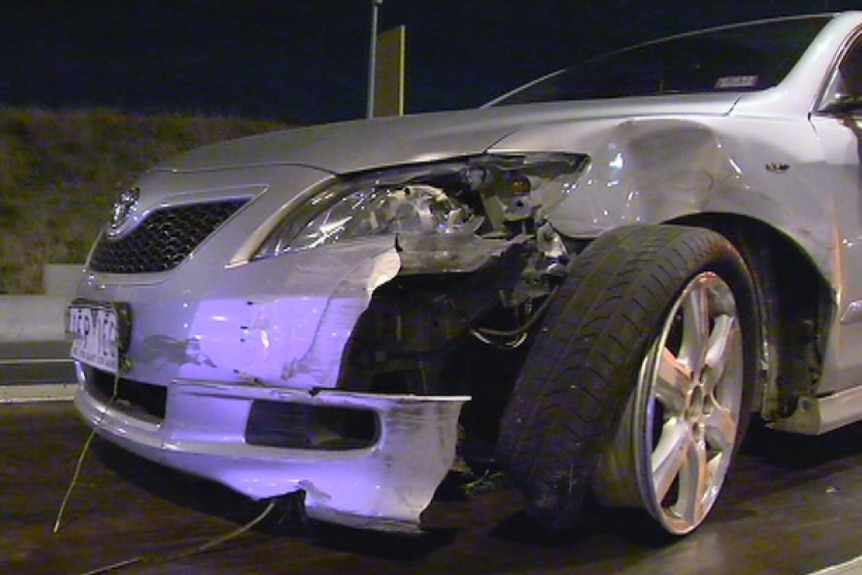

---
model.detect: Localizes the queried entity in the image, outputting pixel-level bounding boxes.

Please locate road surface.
[4,398,862,574]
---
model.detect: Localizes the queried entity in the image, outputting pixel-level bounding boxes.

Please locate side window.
[839,37,862,97]
[821,33,862,112]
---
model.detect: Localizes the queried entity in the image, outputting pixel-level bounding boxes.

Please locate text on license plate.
[68,303,124,374]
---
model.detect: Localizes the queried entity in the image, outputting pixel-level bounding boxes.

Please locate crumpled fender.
[491,116,835,283]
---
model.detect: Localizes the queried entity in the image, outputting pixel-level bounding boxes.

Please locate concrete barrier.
[0,265,81,400]
[0,264,83,343]
[0,295,69,342]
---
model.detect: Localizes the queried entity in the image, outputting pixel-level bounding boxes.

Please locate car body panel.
[75,377,467,532]
[155,96,739,175]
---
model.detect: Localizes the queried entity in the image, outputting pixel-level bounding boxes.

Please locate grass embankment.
[0,108,287,294]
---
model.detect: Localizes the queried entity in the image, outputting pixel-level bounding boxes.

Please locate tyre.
[497,225,759,534]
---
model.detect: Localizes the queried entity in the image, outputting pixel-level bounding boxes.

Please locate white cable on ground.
[52,424,99,534]
[53,358,280,574]
[75,499,277,575]
[53,368,121,534]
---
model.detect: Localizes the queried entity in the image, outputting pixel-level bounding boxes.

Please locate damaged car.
[69,11,862,536]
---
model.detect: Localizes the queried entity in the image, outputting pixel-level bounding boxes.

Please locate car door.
[810,28,862,393]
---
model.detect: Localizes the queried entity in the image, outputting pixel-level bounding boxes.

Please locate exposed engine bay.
[316,154,589,445]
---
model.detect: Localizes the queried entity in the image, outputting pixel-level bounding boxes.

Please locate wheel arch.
[663,212,834,421]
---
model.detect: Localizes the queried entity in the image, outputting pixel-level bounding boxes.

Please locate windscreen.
[492,16,831,106]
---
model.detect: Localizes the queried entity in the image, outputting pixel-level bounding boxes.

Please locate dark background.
[1,0,859,125]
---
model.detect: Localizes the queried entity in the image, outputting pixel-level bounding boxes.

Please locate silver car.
[69,11,862,536]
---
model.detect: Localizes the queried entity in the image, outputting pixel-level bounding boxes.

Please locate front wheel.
[498,225,760,535]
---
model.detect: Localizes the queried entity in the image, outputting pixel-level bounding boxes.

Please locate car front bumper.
[74,368,468,533]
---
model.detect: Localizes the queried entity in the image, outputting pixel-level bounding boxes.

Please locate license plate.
[67,300,130,374]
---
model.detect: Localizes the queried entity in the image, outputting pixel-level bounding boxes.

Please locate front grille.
[88,368,167,422]
[89,199,247,274]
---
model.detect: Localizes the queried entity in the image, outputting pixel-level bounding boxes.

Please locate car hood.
[154,94,741,176]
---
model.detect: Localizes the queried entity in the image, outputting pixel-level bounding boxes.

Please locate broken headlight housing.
[256,153,589,263]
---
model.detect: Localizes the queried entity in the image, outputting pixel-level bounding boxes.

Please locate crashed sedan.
[70,11,862,535]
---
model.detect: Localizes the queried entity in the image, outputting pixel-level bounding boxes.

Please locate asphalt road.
[5,397,862,575]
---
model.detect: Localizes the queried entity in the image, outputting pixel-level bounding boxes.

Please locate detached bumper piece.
[75,376,468,533]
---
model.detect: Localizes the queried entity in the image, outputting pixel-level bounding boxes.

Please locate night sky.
[1,0,859,125]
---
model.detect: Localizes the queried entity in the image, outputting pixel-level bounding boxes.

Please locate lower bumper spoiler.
[75,376,469,533]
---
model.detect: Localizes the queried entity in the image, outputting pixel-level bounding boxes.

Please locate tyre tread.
[497,224,754,530]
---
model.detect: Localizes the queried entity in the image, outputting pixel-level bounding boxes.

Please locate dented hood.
[153,94,740,175]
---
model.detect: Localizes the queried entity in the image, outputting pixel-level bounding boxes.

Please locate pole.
[366,0,383,118]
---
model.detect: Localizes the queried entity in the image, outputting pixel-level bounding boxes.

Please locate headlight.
[255,153,588,259]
